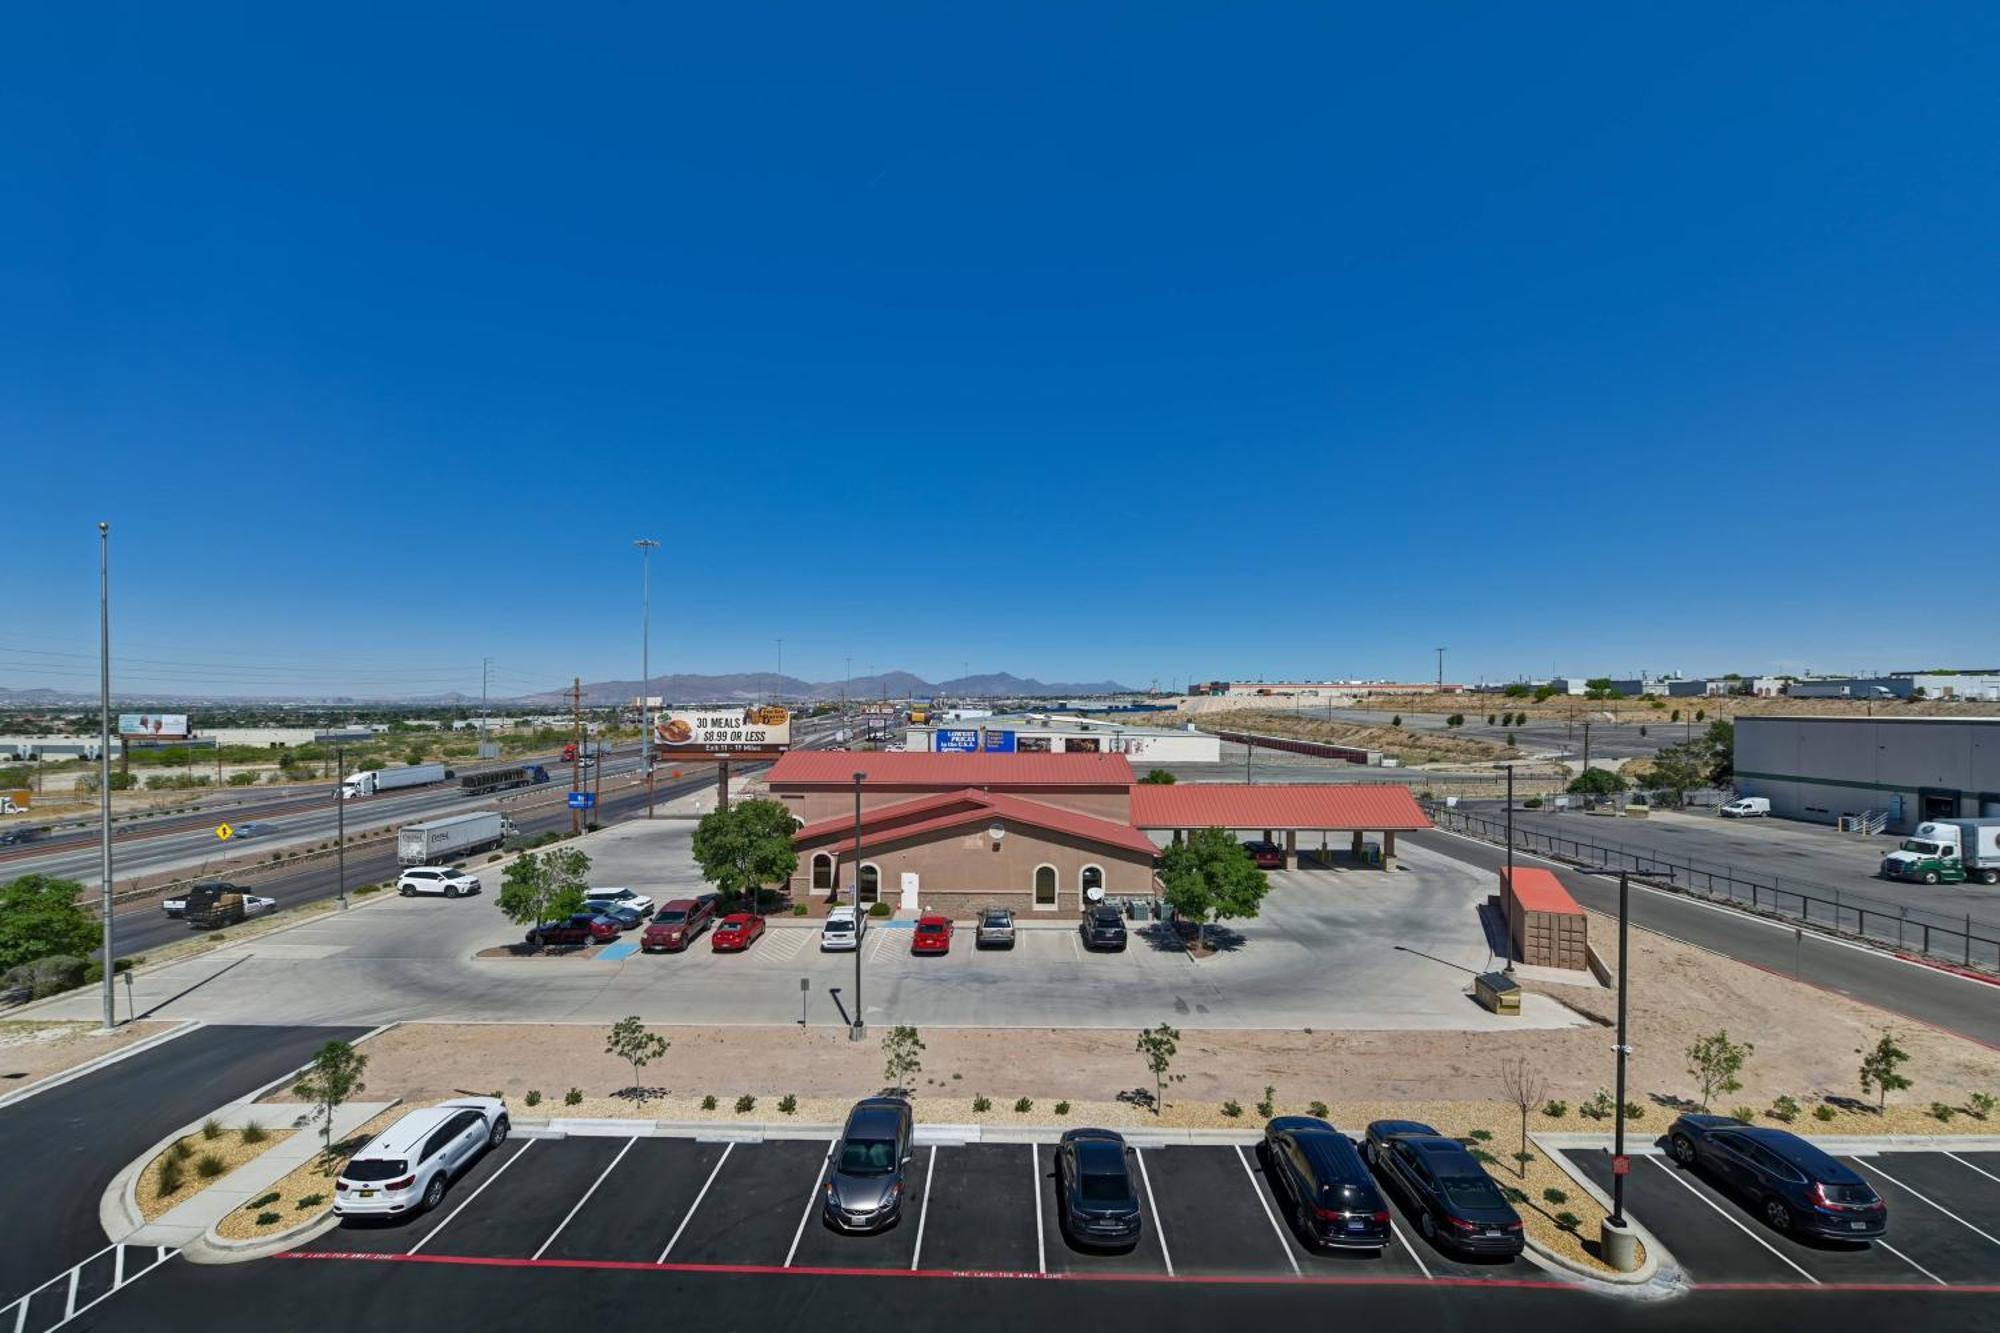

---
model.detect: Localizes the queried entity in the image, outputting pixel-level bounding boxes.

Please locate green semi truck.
[1880,818,2000,886]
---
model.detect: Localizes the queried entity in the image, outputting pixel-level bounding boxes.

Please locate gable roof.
[1127,783,1431,830]
[1500,866,1583,916]
[796,787,1159,857]
[768,750,1135,788]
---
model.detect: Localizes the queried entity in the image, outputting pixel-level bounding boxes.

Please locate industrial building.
[902,713,1221,764]
[1735,715,2000,832]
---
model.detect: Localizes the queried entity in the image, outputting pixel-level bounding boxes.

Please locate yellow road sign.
[216,823,233,841]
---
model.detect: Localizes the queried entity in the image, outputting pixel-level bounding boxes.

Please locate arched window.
[1033,864,1058,909]
[811,853,835,892]
[1080,865,1104,898]
[859,863,881,905]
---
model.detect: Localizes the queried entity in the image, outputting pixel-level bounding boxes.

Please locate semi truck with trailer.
[1880,818,2000,885]
[398,811,518,865]
[459,763,550,796]
[340,762,451,800]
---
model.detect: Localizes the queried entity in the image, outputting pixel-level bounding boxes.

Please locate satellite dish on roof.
[987,823,1005,841]
[1085,884,1105,903]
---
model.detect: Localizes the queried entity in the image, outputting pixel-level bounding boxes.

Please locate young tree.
[1390,715,1402,727]
[881,1024,925,1092]
[1487,714,1497,726]
[1158,826,1269,950]
[1502,683,1530,699]
[605,1016,668,1102]
[1567,767,1627,797]
[690,798,800,910]
[496,848,593,929]
[1686,1030,1753,1111]
[0,874,102,972]
[294,1039,369,1149]
[1138,768,1178,785]
[1135,1023,1184,1115]
[1498,1057,1548,1177]
[1858,1031,1912,1111]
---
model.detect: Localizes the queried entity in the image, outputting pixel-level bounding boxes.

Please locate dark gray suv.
[823,1096,914,1233]
[1079,905,1127,951]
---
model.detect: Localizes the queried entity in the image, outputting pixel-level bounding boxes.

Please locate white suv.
[587,886,655,916]
[334,1097,509,1217]
[820,906,859,952]
[397,867,482,898]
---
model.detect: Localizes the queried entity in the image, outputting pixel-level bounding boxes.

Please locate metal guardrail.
[1422,799,2000,973]
[1,1243,176,1333]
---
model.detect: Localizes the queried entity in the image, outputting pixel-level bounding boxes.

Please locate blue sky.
[5,4,1997,698]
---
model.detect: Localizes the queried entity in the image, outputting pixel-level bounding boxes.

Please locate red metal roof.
[768,750,1135,788]
[1501,866,1583,916]
[1126,783,1431,831]
[798,787,1159,857]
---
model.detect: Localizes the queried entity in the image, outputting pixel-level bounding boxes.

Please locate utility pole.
[635,539,658,817]
[1612,869,1631,1228]
[480,656,492,752]
[570,677,582,834]
[1582,720,1592,781]
[335,744,347,910]
[1436,647,1446,689]
[97,522,115,1031]
[850,770,867,1040]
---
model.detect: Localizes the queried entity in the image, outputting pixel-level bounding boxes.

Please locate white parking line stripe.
[783,1142,835,1268]
[1875,1239,1947,1286]
[1644,1155,1819,1284]
[1233,1144,1301,1277]
[1032,1144,1046,1274]
[1133,1148,1174,1277]
[408,1139,536,1255]
[1387,1219,1432,1280]
[1067,933,1081,962]
[910,1145,938,1271]
[1944,1152,2000,1189]
[1853,1158,2000,1249]
[532,1136,637,1260]
[658,1142,733,1262]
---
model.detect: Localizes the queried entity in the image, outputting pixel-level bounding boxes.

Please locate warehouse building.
[1735,715,2000,832]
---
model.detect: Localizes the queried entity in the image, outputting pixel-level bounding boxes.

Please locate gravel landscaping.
[139,1120,294,1222]
[212,1104,412,1241]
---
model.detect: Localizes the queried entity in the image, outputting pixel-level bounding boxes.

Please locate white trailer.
[341,761,449,800]
[398,811,515,865]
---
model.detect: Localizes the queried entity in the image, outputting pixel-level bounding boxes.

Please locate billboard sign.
[980,730,1016,753]
[118,713,190,740]
[654,706,791,753]
[935,729,981,753]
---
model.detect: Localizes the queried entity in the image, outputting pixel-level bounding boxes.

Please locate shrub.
[1542,1187,1569,1205]
[1768,1095,1800,1123]
[240,1120,267,1144]
[1220,1099,1243,1118]
[793,904,807,916]
[1972,1092,1996,1120]
[951,1072,961,1081]
[1813,1104,1837,1122]
[972,1094,992,1112]
[201,1117,224,1141]
[1308,1100,1329,1119]
[1523,797,1543,809]
[778,1094,798,1116]
[1623,1102,1646,1122]
[1256,1085,1276,1118]
[1580,1088,1614,1120]
[195,1152,227,1179]
[156,1158,185,1197]
[247,1192,281,1210]
[354,884,382,896]
[1470,1147,1498,1164]
[1930,1102,1956,1123]
[1554,1211,1582,1232]
[868,902,892,917]
[256,1211,281,1226]
[1513,1151,1535,1167]
[1468,1128,1493,1142]
[1729,1105,1757,1123]
[701,1095,718,1111]
[1054,1100,1071,1116]
[1542,1100,1568,1119]
[564,1087,583,1106]
[1014,1097,1034,1113]
[1503,1186,1527,1203]
[524,1090,542,1107]
[297,1193,326,1208]
[169,1139,195,1162]
[734,1094,756,1114]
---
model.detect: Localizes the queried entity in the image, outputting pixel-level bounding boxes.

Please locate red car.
[526,912,618,947]
[910,915,953,955]
[1242,840,1285,870]
[711,913,766,952]
[642,896,718,953]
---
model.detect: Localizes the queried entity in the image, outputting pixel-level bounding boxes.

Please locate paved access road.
[0,1024,365,1310]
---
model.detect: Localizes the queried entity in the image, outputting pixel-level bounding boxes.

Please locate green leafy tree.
[1686,1030,1753,1111]
[1702,719,1734,783]
[1859,1032,1912,1111]
[1566,767,1627,797]
[1138,768,1177,785]
[1159,826,1270,950]
[293,1040,369,1149]
[882,1024,925,1092]
[1643,742,1707,799]
[1533,685,1558,702]
[690,798,800,910]
[1502,683,1530,699]
[404,746,427,767]
[0,875,102,972]
[605,1016,668,1101]
[1135,1023,1184,1115]
[496,847,593,928]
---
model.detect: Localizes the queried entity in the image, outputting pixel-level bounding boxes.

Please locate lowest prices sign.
[655,706,791,753]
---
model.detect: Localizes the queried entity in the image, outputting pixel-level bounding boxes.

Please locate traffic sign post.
[1611,1155,1630,1177]
[215,824,233,841]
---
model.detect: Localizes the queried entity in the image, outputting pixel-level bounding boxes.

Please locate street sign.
[216,823,233,841]
[1611,1155,1630,1177]
[567,792,596,810]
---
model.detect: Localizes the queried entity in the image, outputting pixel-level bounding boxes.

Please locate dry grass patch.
[138,1123,294,1221]
[213,1103,412,1241]
[0,1020,175,1090]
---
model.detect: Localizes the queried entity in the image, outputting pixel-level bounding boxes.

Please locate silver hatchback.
[975,907,1016,949]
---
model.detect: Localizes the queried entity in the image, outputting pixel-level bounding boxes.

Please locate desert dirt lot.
[0,1018,177,1091]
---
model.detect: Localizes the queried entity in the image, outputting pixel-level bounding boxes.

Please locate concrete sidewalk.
[121,1101,393,1247]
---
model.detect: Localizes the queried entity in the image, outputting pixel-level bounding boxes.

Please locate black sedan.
[1667,1114,1887,1240]
[1261,1116,1390,1250]
[1363,1120,1523,1257]
[1079,905,1128,951]
[1056,1128,1143,1249]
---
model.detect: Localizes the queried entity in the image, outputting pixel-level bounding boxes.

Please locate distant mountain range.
[0,671,1137,709]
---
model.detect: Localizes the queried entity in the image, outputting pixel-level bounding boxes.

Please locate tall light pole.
[635,539,659,817]
[1436,647,1446,689]
[97,522,116,1031]
[850,770,867,1040]
[335,744,347,909]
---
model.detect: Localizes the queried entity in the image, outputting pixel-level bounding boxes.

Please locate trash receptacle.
[1473,971,1521,1015]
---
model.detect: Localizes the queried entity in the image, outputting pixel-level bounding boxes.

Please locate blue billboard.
[981,730,1016,753]
[936,729,981,753]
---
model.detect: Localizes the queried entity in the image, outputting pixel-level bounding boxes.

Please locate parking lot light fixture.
[851,770,867,1041]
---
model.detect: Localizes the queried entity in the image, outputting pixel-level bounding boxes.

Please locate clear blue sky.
[6,4,1997,698]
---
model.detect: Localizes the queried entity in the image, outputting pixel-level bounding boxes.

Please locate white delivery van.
[1719,797,1770,818]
